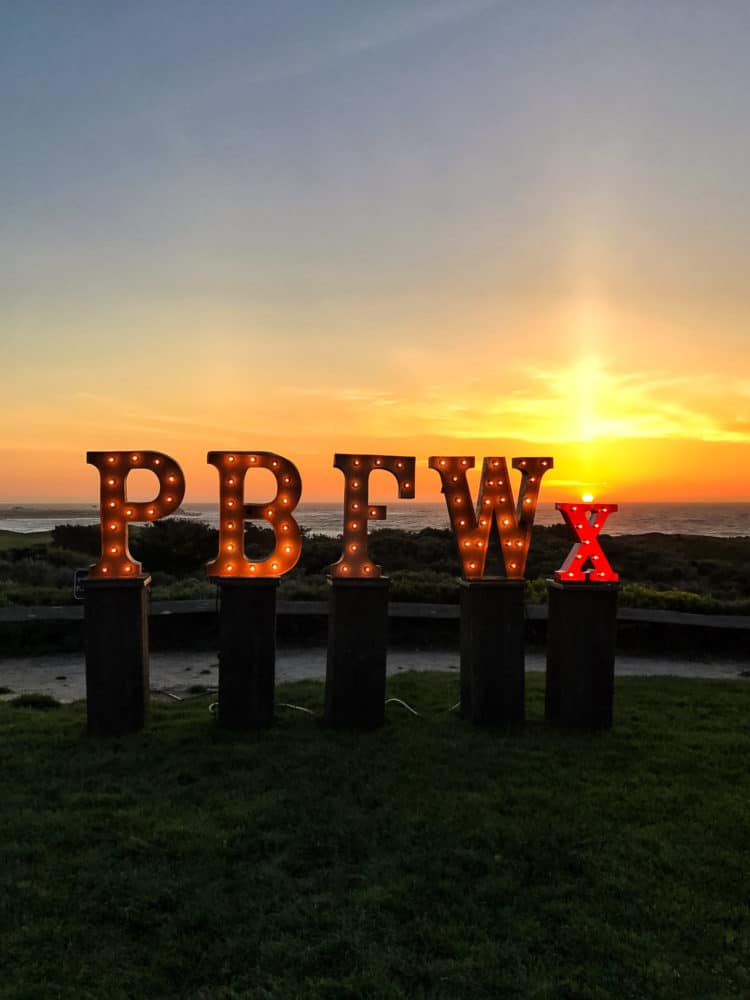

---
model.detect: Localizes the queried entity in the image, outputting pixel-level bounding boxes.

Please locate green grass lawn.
[2,672,749,999]
[0,528,52,551]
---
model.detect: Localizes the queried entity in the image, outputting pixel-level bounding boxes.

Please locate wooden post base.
[460,579,526,725]
[84,575,150,737]
[217,578,279,730]
[325,578,389,730]
[545,580,620,729]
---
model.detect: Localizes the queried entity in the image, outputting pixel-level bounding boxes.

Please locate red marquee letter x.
[554,502,619,582]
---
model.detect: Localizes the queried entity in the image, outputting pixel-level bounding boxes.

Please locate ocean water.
[1,501,748,537]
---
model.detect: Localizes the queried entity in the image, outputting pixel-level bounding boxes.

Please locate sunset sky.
[3,1,749,505]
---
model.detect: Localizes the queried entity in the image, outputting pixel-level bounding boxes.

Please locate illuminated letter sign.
[206,451,302,577]
[330,454,415,578]
[429,456,553,579]
[87,450,185,578]
[554,502,619,582]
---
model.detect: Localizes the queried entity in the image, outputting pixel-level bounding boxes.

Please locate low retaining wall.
[0,599,748,658]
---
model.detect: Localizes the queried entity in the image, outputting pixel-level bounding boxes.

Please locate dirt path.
[1,646,747,703]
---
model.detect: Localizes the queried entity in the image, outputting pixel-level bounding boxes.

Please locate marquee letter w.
[428,456,553,579]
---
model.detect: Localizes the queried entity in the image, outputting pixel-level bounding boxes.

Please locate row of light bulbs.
[85,451,616,583]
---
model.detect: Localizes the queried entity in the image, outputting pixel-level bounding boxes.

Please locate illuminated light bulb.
[350,544,358,552]
[167,474,176,483]
[284,545,292,553]
[584,539,591,545]
[601,507,608,513]
[505,541,512,548]
[101,567,109,574]
[107,456,116,464]
[469,561,476,570]
[226,564,233,572]
[342,565,349,574]
[108,501,117,509]
[459,519,466,526]
[125,508,133,517]
[369,508,377,516]
[267,509,274,517]
[352,502,360,511]
[502,517,510,526]
[451,475,459,483]
[353,459,361,467]
[577,553,584,559]
[396,461,403,469]
[351,522,358,530]
[577,523,584,530]
[249,456,257,464]
[592,555,599,561]
[460,459,469,467]
[510,562,517,570]
[227,500,235,508]
[487,480,494,487]
[529,477,537,483]
[250,564,257,572]
[404,482,411,489]
[463,541,471,548]
[165,496,173,503]
[110,546,118,555]
[500,496,507,503]
[479,519,487,527]
[569,572,575,577]
[271,562,279,571]
[594,522,600,529]
[492,460,501,468]
[106,477,116,486]
[123,565,133,574]
[519,460,527,467]
[498,480,504,486]
[131,454,140,462]
[571,505,578,511]
[147,507,156,516]
[283,476,291,484]
[272,460,279,469]
[516,540,523,548]
[109,523,117,531]
[524,499,531,505]
[227,477,236,486]
[352,480,360,489]
[226,543,234,552]
[364,565,372,573]
[454,497,462,505]
[483,499,491,506]
[541,460,548,466]
[281,524,290,532]
[227,521,235,530]
[153,458,161,465]
[281,497,289,505]
[476,541,483,548]
[439,459,446,466]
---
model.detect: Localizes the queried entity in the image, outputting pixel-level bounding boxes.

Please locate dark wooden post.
[84,575,151,737]
[545,579,620,729]
[217,578,279,730]
[325,578,389,729]
[460,578,526,725]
